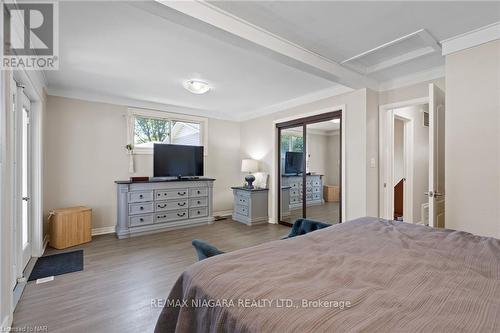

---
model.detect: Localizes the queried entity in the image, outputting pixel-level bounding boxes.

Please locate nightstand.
[231,187,269,225]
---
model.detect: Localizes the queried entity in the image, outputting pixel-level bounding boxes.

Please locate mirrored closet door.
[277,111,342,226]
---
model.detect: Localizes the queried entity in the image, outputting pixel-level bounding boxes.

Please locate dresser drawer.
[312,179,322,187]
[312,193,322,200]
[155,209,188,223]
[290,196,302,204]
[289,182,300,189]
[235,204,249,216]
[155,199,188,212]
[235,195,249,207]
[312,187,321,193]
[155,189,188,200]
[189,187,208,197]
[128,191,153,203]
[129,214,154,227]
[189,197,208,208]
[129,202,154,215]
[189,207,208,218]
[290,189,300,196]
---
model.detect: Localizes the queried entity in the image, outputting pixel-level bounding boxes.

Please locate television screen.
[285,151,304,175]
[154,144,203,177]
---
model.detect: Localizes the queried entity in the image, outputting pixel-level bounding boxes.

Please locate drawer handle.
[158,215,166,219]
[139,194,143,199]
[178,192,186,196]
[158,204,167,209]
[178,202,186,206]
[177,212,186,217]
[140,206,144,210]
[139,218,144,222]
[197,200,201,204]
[197,211,201,214]
[197,190,201,194]
[157,193,161,197]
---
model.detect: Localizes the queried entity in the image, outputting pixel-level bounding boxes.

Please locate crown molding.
[441,21,500,56]
[237,85,353,122]
[46,87,237,121]
[378,66,444,92]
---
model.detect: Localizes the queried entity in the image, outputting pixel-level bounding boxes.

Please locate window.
[127,108,207,154]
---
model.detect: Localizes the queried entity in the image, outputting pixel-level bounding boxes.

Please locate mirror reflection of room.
[279,119,341,225]
[306,120,341,224]
[280,126,305,224]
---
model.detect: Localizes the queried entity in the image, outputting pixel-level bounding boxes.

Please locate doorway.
[277,111,342,226]
[379,83,446,228]
[12,80,33,282]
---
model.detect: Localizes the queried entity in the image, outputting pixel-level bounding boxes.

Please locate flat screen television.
[154,144,203,178]
[285,151,304,175]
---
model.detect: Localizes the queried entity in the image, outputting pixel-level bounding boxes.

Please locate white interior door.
[428,83,445,228]
[21,92,32,270]
[14,86,32,280]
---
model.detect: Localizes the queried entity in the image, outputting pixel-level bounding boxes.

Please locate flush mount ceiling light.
[183,79,211,94]
[331,118,341,124]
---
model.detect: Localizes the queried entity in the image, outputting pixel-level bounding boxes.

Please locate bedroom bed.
[155,217,500,332]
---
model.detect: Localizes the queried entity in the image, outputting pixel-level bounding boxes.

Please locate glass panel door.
[305,119,341,224]
[279,126,305,224]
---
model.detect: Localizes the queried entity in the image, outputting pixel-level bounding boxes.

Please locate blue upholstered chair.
[191,239,225,261]
[283,218,331,239]
[191,219,331,261]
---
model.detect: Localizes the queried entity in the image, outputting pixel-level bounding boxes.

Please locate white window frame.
[126,108,208,155]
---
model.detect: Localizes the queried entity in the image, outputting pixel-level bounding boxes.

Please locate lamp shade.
[241,159,259,173]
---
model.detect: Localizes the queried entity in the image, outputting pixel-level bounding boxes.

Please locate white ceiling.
[46,1,338,120]
[211,1,500,81]
[46,1,500,121]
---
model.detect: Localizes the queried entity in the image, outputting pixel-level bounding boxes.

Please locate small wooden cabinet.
[323,185,340,202]
[231,187,269,225]
[49,206,92,249]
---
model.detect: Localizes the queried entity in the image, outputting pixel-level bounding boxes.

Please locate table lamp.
[241,159,259,189]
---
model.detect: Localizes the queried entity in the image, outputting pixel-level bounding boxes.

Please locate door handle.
[433,192,444,198]
[22,197,30,201]
[425,191,433,197]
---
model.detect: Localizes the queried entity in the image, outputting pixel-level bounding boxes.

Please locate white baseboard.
[42,234,49,254]
[213,210,232,217]
[91,226,115,236]
[1,314,12,330]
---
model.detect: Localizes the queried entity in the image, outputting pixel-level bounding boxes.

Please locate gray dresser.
[282,175,323,210]
[231,187,269,225]
[115,178,215,238]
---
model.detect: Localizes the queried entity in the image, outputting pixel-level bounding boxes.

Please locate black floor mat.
[28,250,84,281]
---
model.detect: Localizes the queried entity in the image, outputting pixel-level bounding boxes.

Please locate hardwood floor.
[13,219,289,333]
[282,202,340,224]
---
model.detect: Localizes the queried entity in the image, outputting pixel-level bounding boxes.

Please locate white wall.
[393,119,405,186]
[445,39,500,238]
[325,133,341,186]
[43,96,241,232]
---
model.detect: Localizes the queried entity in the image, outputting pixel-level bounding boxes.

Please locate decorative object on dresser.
[241,159,259,189]
[282,174,324,210]
[115,178,215,238]
[48,206,92,249]
[231,186,269,225]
